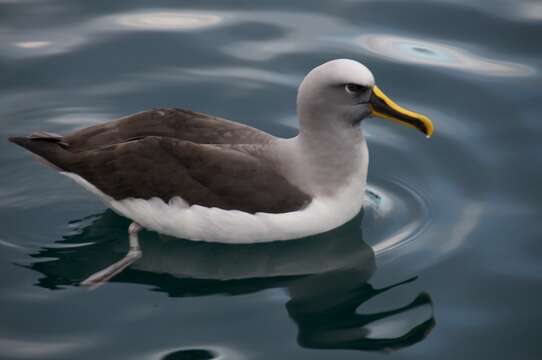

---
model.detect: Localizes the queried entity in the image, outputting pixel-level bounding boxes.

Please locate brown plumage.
[9,108,310,214]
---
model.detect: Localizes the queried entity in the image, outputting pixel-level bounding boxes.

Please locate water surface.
[1,0,542,359]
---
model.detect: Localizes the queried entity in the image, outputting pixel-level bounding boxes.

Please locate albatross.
[9,59,433,285]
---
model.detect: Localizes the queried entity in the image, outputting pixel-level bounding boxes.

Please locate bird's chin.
[352,118,363,127]
[351,108,371,126]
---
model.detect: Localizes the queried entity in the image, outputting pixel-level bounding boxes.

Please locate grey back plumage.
[65,108,274,150]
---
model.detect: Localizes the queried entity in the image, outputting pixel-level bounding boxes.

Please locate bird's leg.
[80,222,143,289]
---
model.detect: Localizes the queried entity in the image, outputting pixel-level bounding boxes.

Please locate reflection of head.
[287,275,434,351]
[27,210,434,352]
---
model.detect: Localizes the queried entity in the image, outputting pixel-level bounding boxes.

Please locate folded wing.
[10,135,310,214]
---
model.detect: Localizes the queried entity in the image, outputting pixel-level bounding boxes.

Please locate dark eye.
[345,83,366,94]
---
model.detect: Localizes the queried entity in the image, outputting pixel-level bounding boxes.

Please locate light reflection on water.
[113,12,223,31]
[356,34,534,76]
[15,41,51,49]
[5,10,226,58]
[6,8,535,80]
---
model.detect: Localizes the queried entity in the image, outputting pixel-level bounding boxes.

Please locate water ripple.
[365,180,431,257]
[151,346,246,360]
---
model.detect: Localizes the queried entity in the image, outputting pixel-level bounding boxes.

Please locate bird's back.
[63,108,275,151]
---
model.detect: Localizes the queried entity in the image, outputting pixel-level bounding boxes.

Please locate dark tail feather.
[8,134,70,170]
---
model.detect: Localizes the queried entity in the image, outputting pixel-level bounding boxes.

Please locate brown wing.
[64,108,274,151]
[9,136,310,214]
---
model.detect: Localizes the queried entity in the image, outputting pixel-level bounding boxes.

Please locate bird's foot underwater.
[80,222,143,289]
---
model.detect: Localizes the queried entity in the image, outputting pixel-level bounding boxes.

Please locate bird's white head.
[297,59,433,137]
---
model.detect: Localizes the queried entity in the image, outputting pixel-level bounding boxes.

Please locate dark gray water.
[1,1,542,359]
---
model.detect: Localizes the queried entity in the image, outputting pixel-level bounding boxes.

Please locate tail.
[9,132,70,170]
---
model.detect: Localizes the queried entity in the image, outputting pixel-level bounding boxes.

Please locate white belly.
[61,172,365,244]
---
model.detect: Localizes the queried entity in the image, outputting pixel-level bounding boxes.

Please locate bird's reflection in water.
[28,210,435,352]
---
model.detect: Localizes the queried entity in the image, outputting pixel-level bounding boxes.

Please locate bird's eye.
[345,83,366,94]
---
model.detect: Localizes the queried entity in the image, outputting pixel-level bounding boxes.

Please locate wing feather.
[59,137,310,214]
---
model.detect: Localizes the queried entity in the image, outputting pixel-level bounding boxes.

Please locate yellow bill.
[369,85,434,137]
